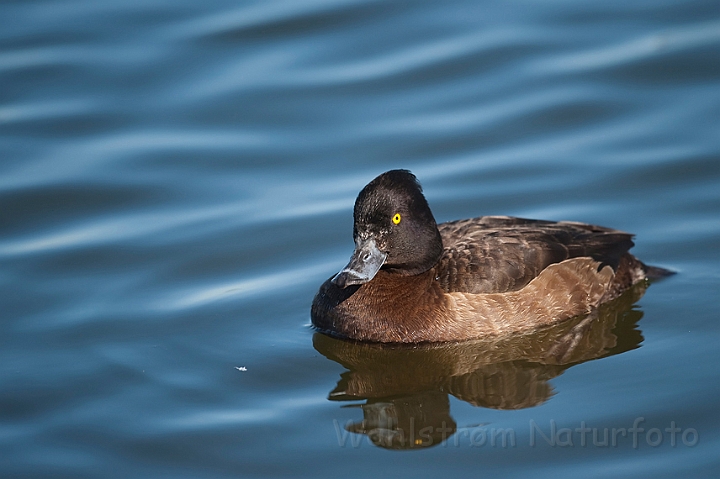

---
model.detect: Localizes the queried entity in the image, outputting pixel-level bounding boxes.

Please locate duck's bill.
[331,237,387,288]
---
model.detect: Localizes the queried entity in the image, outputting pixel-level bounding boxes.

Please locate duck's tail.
[643,264,676,281]
[602,254,674,303]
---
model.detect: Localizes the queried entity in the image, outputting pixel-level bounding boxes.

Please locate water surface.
[2,0,719,477]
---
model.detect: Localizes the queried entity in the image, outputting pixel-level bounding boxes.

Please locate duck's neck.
[335,269,450,342]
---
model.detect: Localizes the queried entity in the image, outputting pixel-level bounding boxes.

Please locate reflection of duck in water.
[312,170,671,343]
[315,283,648,449]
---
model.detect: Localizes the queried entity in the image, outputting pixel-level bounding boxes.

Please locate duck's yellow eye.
[392,213,402,225]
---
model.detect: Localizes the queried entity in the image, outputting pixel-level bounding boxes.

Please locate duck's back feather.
[435,216,635,294]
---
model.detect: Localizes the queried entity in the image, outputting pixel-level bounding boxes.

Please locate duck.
[311,169,670,343]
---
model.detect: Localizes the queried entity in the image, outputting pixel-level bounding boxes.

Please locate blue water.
[2,0,719,477]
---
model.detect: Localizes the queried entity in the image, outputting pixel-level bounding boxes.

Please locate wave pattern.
[1,0,719,477]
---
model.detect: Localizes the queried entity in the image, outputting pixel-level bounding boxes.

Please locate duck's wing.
[435,216,634,294]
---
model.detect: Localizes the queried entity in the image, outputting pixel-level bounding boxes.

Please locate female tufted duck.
[311,170,670,343]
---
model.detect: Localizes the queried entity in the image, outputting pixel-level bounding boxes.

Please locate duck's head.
[332,170,444,288]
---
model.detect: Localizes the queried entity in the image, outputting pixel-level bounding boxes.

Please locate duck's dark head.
[332,170,444,288]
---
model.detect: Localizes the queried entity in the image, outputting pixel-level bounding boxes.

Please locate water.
[2,0,719,477]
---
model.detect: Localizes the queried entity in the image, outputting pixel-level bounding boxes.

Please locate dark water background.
[2,0,720,477]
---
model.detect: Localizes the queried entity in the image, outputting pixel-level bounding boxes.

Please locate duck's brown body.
[311,171,666,343]
[312,216,650,343]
